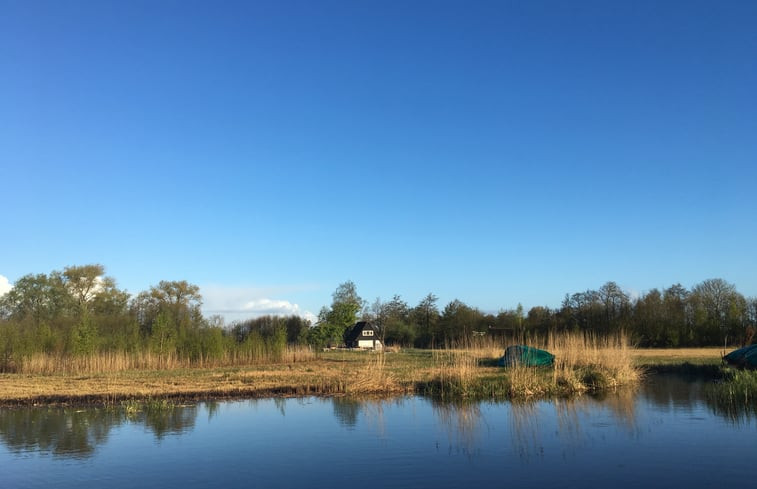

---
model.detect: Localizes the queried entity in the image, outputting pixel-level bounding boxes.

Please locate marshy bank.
[0,333,653,406]
[4,334,753,409]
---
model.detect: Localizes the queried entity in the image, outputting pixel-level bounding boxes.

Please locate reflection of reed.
[554,399,581,449]
[433,401,483,455]
[705,370,757,424]
[598,388,638,431]
[360,399,389,438]
[509,402,543,460]
[554,389,638,443]
[509,389,639,461]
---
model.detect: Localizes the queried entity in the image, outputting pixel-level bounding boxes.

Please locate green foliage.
[306,281,366,347]
[1,264,755,371]
[267,326,287,361]
[307,322,344,348]
[71,314,98,356]
[149,312,175,357]
[198,327,226,361]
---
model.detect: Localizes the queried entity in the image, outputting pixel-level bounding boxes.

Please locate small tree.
[150,312,175,362]
[71,313,98,356]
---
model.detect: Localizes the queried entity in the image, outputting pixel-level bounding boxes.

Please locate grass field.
[632,348,725,365]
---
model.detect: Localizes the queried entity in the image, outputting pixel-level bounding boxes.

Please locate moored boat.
[723,344,757,369]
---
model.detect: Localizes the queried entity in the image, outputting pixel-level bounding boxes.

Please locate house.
[344,321,383,350]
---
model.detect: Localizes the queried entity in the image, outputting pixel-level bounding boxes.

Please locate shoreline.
[0,348,726,408]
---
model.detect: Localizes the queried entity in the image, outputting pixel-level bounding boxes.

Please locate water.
[1,375,754,489]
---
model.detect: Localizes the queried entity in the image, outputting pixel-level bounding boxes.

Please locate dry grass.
[345,351,406,395]
[632,348,724,365]
[12,346,317,375]
[0,335,648,405]
[548,332,641,390]
[425,332,642,399]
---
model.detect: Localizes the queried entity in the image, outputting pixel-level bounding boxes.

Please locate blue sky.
[2,0,756,322]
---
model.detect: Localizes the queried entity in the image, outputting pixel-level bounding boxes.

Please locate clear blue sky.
[2,0,756,322]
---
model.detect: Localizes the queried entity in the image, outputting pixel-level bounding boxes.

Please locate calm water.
[1,375,755,489]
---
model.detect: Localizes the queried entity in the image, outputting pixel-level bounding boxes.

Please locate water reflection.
[0,408,119,459]
[332,397,361,428]
[0,403,197,458]
[433,401,484,458]
[139,404,197,440]
[1,374,755,462]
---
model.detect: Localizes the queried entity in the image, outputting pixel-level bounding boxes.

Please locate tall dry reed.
[345,351,405,395]
[546,331,640,390]
[430,331,640,398]
[15,345,317,375]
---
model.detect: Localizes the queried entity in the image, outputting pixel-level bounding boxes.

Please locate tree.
[525,306,555,337]
[62,264,105,313]
[633,289,665,346]
[691,278,745,346]
[132,280,202,332]
[71,312,98,356]
[439,299,482,346]
[411,293,439,347]
[149,312,175,363]
[597,281,630,333]
[331,280,364,311]
[321,281,365,345]
[663,284,690,346]
[368,297,388,342]
[0,273,71,326]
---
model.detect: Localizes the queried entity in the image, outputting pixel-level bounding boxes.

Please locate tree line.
[310,279,757,349]
[1,265,755,370]
[0,264,310,369]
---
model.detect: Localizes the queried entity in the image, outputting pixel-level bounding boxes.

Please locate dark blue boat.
[723,344,757,369]
[498,345,555,367]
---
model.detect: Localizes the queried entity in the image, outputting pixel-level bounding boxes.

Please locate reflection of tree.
[274,398,286,417]
[332,397,361,428]
[0,408,122,459]
[641,374,706,409]
[142,405,197,440]
[0,403,200,459]
[206,401,220,421]
[641,372,757,424]
[586,387,638,431]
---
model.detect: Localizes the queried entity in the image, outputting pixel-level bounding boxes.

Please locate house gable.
[345,321,382,349]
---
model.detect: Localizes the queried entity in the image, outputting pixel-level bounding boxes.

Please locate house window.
[363,330,374,336]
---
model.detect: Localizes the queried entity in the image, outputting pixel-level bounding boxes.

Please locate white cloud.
[241,298,302,315]
[201,284,317,325]
[0,275,11,297]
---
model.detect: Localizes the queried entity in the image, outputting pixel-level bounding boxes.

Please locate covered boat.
[498,345,555,367]
[723,344,757,369]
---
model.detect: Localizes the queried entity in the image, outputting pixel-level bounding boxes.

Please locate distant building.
[344,321,383,350]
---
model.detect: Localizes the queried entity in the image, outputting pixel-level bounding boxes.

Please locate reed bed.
[548,331,641,391]
[13,346,317,375]
[1,333,643,405]
[424,332,641,399]
[344,351,407,395]
[706,369,757,420]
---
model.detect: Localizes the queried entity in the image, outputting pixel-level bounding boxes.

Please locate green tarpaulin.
[498,345,555,367]
[724,344,757,369]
